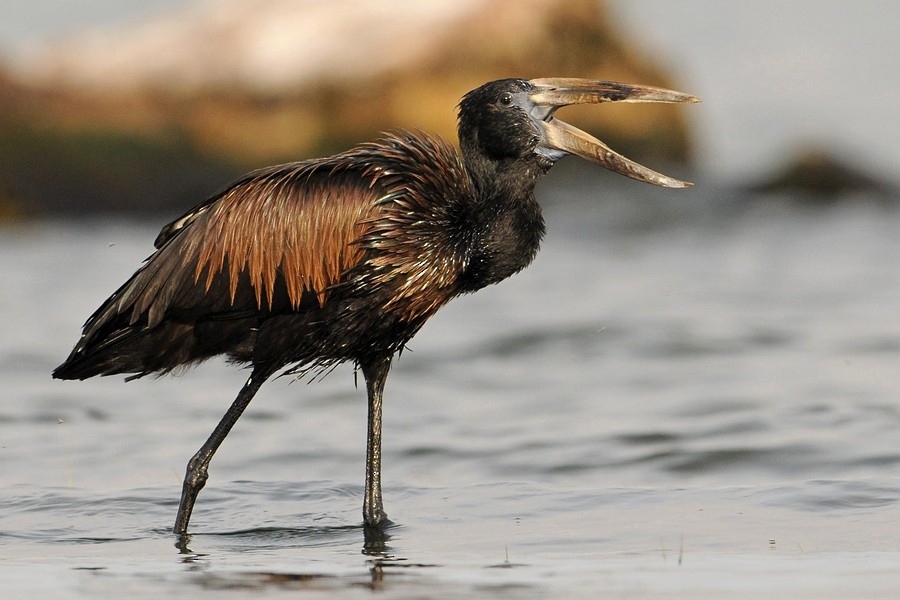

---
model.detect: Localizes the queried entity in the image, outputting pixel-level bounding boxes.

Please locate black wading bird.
[53,78,699,535]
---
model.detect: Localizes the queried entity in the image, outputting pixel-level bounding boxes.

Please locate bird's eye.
[499,93,513,106]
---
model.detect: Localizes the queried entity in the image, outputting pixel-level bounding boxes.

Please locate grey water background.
[3,1,900,598]
[2,169,900,598]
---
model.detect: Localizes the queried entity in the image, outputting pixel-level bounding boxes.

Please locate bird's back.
[53,132,476,381]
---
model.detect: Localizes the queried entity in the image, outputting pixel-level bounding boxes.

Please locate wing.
[55,159,380,375]
[54,131,474,379]
[122,163,376,326]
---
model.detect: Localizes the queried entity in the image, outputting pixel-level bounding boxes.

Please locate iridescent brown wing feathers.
[189,166,372,312]
[353,134,474,320]
[62,132,474,376]
[69,161,380,363]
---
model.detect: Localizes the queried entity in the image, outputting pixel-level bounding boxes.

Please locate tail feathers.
[53,321,196,380]
[53,316,259,381]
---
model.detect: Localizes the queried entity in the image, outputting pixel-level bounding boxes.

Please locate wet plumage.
[53,77,698,535]
[55,133,485,380]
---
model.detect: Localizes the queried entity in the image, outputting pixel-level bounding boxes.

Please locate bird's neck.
[464,152,551,204]
[457,155,549,292]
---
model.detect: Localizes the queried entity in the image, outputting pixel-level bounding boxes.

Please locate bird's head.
[458,77,700,189]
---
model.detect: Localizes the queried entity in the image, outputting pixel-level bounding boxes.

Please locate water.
[2,171,900,597]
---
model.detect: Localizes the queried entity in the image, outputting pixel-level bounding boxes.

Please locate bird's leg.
[174,365,272,535]
[361,357,392,528]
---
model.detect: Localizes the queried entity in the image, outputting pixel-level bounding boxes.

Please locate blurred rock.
[1,0,696,216]
[747,145,898,204]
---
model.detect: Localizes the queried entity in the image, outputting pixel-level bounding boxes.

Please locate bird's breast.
[457,198,545,292]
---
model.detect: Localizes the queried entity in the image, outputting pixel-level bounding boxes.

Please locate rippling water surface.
[2,172,900,597]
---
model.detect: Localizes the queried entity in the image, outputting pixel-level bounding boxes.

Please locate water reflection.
[362,522,391,556]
